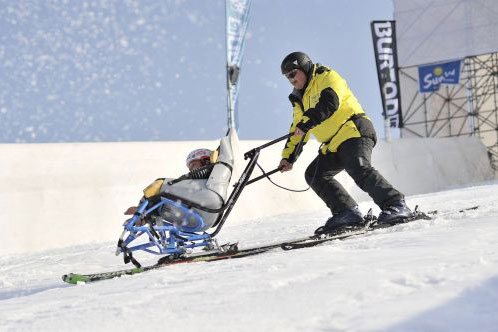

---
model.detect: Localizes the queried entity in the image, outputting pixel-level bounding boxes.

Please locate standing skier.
[278,51,412,234]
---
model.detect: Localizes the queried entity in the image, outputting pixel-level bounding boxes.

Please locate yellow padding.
[143,179,165,198]
[210,148,219,164]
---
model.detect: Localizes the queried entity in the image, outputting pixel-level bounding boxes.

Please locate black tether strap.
[254,159,320,193]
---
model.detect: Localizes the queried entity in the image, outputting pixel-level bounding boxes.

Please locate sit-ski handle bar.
[245,133,305,185]
[153,133,306,238]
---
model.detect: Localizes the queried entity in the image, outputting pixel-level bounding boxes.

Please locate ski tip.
[62,273,89,285]
[62,273,73,284]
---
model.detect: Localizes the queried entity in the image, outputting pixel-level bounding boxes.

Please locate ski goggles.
[284,69,298,80]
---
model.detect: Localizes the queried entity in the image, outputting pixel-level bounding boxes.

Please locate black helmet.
[281,52,313,75]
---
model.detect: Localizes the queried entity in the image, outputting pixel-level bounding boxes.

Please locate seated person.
[124,132,234,231]
[124,148,214,216]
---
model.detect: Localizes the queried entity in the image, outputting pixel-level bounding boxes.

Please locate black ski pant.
[304,137,403,215]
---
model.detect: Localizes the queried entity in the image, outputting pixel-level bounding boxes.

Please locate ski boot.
[315,206,365,235]
[377,199,414,226]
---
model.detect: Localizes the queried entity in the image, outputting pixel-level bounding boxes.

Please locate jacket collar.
[288,64,318,103]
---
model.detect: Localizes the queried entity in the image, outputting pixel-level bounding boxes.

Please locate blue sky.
[0,0,393,143]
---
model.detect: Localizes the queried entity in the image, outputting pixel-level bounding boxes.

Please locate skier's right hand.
[279,159,293,172]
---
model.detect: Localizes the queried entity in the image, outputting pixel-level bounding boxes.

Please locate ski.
[279,205,478,251]
[280,227,370,251]
[62,205,480,284]
[62,245,266,284]
[62,235,319,284]
[62,249,254,284]
[280,211,379,251]
[280,215,429,251]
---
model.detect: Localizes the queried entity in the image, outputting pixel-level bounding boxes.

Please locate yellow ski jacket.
[282,64,374,161]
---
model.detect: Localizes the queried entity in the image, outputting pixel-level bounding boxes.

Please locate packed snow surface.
[1,181,497,331]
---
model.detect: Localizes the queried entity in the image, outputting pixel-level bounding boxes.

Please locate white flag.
[226,0,252,130]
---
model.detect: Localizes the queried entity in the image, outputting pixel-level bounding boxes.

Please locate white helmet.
[186,148,212,169]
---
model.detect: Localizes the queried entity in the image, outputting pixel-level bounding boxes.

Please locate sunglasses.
[284,69,298,80]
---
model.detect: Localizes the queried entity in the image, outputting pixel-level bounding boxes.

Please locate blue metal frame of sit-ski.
[117,198,210,256]
[116,133,305,266]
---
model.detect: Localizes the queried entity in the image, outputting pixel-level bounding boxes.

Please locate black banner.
[371,21,403,128]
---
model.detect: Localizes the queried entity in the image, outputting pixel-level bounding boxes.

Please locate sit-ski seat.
[156,133,234,232]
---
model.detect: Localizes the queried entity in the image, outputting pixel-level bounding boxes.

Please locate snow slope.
[1,182,497,331]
